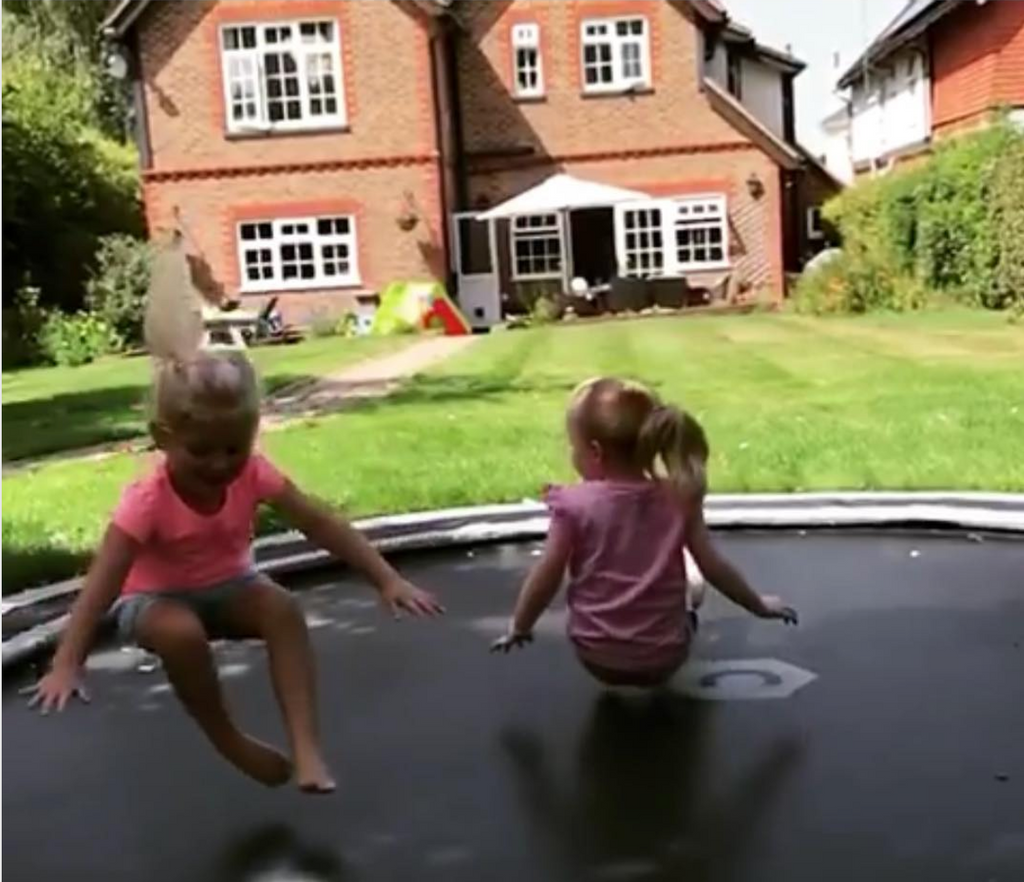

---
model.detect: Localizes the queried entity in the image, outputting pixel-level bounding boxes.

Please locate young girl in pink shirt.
[28,241,442,792]
[492,377,797,687]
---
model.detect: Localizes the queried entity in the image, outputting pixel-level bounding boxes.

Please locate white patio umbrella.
[477,174,650,291]
[477,173,649,220]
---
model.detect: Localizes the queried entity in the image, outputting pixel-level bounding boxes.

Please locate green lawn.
[1,336,406,461]
[3,309,1022,593]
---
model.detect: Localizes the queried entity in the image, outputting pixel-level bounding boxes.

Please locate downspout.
[427,22,454,292]
[128,30,153,171]
[446,19,468,210]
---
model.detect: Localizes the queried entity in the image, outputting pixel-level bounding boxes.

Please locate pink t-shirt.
[112,454,288,595]
[546,480,692,671]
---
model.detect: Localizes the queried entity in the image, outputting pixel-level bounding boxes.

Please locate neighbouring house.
[820,105,854,184]
[102,0,839,329]
[834,0,1024,178]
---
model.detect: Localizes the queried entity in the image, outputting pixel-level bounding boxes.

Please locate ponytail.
[638,404,709,508]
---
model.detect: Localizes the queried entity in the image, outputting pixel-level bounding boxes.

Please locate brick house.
[102,0,838,328]
[836,0,1024,177]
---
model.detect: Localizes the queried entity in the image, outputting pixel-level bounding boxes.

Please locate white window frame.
[512,23,544,98]
[807,206,824,240]
[219,19,346,135]
[580,16,651,94]
[510,213,564,281]
[614,195,729,278]
[236,214,360,293]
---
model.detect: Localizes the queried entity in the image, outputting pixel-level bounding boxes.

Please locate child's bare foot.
[218,733,292,787]
[294,748,336,794]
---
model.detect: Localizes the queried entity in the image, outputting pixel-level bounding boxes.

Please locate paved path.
[3,335,477,473]
[262,334,476,425]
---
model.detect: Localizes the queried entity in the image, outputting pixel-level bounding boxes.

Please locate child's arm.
[492,518,572,652]
[686,505,797,624]
[271,482,443,617]
[29,524,138,713]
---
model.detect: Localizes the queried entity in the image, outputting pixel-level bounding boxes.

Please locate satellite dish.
[569,277,588,296]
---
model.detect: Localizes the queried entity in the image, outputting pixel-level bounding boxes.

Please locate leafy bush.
[530,295,561,325]
[38,311,123,366]
[989,134,1024,315]
[1,286,48,367]
[820,121,1024,313]
[794,250,929,315]
[2,17,141,314]
[84,234,152,345]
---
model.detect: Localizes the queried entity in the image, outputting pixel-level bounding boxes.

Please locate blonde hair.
[570,377,709,506]
[144,232,260,432]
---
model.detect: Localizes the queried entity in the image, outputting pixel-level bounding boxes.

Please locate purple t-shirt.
[546,480,693,671]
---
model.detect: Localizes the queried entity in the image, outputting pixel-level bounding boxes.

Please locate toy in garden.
[371,281,471,336]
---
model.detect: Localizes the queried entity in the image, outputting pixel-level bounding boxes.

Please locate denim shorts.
[115,571,260,643]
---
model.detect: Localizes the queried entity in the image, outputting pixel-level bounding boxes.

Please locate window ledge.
[226,124,350,141]
[513,94,548,105]
[580,86,654,100]
[240,280,363,295]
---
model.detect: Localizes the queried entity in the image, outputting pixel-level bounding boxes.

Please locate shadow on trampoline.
[217,823,349,881]
[500,694,804,879]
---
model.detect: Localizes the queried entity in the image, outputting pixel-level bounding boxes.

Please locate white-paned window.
[220,20,345,133]
[512,23,544,97]
[673,197,727,268]
[807,206,824,240]
[237,215,359,292]
[580,17,650,93]
[615,196,729,277]
[510,214,563,280]
[618,206,665,277]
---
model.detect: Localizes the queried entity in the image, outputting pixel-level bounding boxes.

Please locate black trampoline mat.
[4,532,1024,882]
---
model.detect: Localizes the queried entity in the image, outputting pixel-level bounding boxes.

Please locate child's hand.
[491,631,534,653]
[759,595,798,625]
[23,665,90,714]
[379,577,445,619]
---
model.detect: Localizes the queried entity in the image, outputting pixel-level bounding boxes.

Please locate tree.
[1,0,125,135]
[2,2,140,313]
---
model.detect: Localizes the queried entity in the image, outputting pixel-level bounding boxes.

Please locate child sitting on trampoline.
[28,237,443,792]
[492,377,797,686]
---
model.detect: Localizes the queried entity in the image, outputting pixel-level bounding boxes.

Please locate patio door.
[451,212,500,329]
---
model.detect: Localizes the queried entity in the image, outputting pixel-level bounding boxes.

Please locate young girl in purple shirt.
[493,377,797,686]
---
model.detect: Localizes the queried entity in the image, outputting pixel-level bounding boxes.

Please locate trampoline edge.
[4,493,1022,671]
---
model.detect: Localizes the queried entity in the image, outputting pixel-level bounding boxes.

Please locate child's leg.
[134,600,290,786]
[221,577,335,793]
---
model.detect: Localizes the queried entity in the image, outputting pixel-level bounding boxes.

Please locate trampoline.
[4,498,1024,882]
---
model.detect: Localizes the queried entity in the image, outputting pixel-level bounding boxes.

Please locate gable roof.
[702,78,802,170]
[101,0,146,38]
[837,0,965,88]
[714,16,805,75]
[101,0,450,38]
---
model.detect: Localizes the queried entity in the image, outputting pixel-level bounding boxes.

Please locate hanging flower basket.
[396,211,419,232]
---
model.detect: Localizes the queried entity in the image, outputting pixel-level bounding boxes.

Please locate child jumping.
[492,377,796,687]
[27,238,443,792]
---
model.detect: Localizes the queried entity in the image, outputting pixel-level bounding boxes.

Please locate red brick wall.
[138,0,438,170]
[457,0,786,299]
[134,0,445,325]
[457,0,747,159]
[468,149,786,299]
[145,163,446,325]
[931,0,1024,134]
